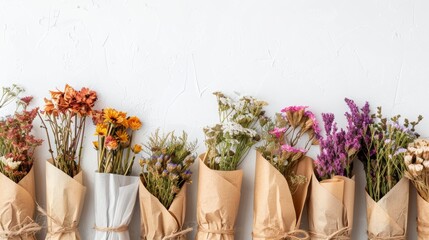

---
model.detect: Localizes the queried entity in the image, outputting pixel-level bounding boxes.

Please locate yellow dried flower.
[95,124,107,136]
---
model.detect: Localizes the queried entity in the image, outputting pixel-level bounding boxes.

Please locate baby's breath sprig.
[204,92,267,171]
[140,130,197,208]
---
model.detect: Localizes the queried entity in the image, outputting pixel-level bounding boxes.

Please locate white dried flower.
[408,147,418,154]
[408,164,424,177]
[422,147,429,160]
[222,122,257,138]
[404,155,413,166]
[417,157,424,164]
[423,160,429,169]
[416,149,424,158]
[0,156,21,171]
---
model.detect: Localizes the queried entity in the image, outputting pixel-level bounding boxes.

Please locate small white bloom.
[423,160,429,169]
[404,155,413,165]
[408,147,417,154]
[0,156,21,170]
[416,149,424,158]
[415,164,424,173]
[214,157,221,164]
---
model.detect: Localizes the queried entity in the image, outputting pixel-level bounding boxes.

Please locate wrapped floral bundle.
[139,130,196,240]
[92,107,142,240]
[361,107,422,240]
[196,92,267,240]
[39,84,97,240]
[0,85,42,239]
[253,106,319,240]
[309,99,371,240]
[404,139,429,239]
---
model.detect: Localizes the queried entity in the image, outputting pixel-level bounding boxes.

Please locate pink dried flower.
[269,127,287,138]
[281,144,307,154]
[281,106,308,113]
[20,96,33,105]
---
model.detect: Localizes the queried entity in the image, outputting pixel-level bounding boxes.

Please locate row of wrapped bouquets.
[0,84,426,239]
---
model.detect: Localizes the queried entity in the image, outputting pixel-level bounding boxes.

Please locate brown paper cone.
[139,180,189,240]
[252,151,312,240]
[0,166,39,240]
[366,177,409,239]
[45,160,86,240]
[416,193,429,240]
[308,174,354,239]
[195,154,243,240]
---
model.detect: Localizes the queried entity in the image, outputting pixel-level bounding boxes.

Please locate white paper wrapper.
[94,173,139,240]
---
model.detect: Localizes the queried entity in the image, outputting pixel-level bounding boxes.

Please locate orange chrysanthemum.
[78,87,97,107]
[127,116,142,131]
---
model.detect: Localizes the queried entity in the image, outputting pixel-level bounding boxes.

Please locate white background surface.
[1,0,428,239]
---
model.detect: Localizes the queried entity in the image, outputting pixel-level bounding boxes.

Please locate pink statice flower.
[281,144,307,153]
[281,106,308,113]
[20,96,33,105]
[269,127,287,138]
[305,110,321,140]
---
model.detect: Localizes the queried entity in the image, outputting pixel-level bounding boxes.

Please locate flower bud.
[404,155,412,166]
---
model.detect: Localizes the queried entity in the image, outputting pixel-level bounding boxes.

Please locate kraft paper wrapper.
[253,151,312,240]
[308,174,354,239]
[0,166,37,240]
[139,180,188,240]
[94,173,139,240]
[46,160,86,240]
[366,177,409,240]
[416,193,429,240]
[195,154,243,240]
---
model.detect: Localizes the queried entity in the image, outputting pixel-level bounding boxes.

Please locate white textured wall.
[1,0,429,239]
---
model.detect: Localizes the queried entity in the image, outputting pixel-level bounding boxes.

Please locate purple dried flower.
[315,99,371,180]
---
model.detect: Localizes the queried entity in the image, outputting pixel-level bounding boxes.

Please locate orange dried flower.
[132,144,142,154]
[44,98,56,115]
[92,110,104,125]
[78,88,96,105]
[128,116,142,131]
[116,130,129,144]
[63,84,77,104]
